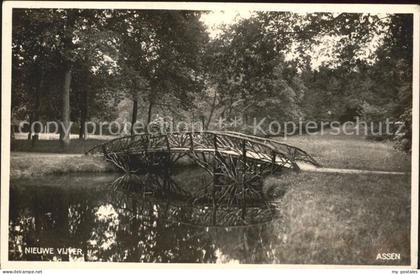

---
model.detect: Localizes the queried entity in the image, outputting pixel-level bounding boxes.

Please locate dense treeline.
[11,10,413,151]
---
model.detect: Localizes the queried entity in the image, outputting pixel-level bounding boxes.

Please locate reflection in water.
[9,167,288,263]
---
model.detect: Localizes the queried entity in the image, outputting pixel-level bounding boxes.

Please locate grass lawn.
[11,125,411,172]
[11,138,105,154]
[275,126,411,172]
[10,153,116,179]
[268,171,411,265]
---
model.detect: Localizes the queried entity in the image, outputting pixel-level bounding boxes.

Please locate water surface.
[9,167,288,263]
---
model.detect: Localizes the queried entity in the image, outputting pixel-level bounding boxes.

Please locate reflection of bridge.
[86,131,319,182]
[111,173,279,227]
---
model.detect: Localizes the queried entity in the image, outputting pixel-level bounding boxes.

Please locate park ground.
[9,126,412,265]
[269,128,411,264]
[10,126,411,177]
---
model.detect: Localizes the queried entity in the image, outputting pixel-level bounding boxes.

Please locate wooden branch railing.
[85,131,320,172]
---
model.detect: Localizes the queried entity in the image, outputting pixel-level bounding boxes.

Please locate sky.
[200,10,253,38]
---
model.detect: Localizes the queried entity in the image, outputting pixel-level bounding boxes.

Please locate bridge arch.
[86,131,319,182]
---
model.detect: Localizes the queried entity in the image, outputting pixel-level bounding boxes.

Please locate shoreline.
[9,152,197,180]
[10,153,117,180]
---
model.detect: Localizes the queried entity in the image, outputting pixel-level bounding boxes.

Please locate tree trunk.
[242,112,248,127]
[228,97,233,118]
[60,11,76,147]
[146,100,154,126]
[130,99,138,136]
[31,71,44,146]
[205,90,217,130]
[200,115,205,130]
[79,86,88,140]
[11,124,15,140]
[60,67,72,148]
[27,113,32,140]
[241,93,248,128]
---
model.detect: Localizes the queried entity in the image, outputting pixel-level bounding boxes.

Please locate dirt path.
[297,162,409,175]
[11,152,84,158]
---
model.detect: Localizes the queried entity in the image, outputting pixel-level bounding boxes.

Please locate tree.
[12,9,121,146]
[11,10,413,151]
[371,14,413,150]
[112,10,208,133]
[205,16,307,133]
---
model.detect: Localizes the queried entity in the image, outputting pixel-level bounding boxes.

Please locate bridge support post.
[101,145,107,157]
[164,134,172,173]
[271,151,277,174]
[188,132,194,151]
[212,134,219,226]
[240,139,247,220]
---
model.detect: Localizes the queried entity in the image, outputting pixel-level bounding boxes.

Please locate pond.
[9,166,290,263]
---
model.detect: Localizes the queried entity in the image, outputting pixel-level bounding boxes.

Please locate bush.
[393,108,412,153]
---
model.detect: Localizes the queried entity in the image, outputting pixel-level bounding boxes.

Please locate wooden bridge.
[86,131,319,225]
[86,131,319,183]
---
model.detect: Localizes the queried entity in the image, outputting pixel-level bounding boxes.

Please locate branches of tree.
[203,12,412,148]
[11,10,413,152]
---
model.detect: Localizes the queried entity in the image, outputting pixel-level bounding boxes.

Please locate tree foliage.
[11,10,413,152]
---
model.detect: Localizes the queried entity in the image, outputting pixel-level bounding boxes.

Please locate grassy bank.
[268,171,411,265]
[10,153,117,179]
[9,129,411,180]
[11,139,105,154]
[276,128,411,172]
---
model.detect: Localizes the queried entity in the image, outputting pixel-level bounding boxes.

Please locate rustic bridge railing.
[86,132,319,225]
[86,131,319,184]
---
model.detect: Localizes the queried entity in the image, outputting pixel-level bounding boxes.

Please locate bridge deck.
[86,131,319,175]
[116,147,295,169]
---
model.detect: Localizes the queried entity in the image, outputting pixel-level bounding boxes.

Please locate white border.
[410,7,419,270]
[1,1,419,270]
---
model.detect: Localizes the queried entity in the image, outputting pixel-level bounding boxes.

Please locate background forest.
[11,9,413,152]
[8,9,414,264]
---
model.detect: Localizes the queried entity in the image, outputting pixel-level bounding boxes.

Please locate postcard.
[1,1,418,269]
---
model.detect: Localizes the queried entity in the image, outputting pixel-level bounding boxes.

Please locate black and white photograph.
[1,1,418,269]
